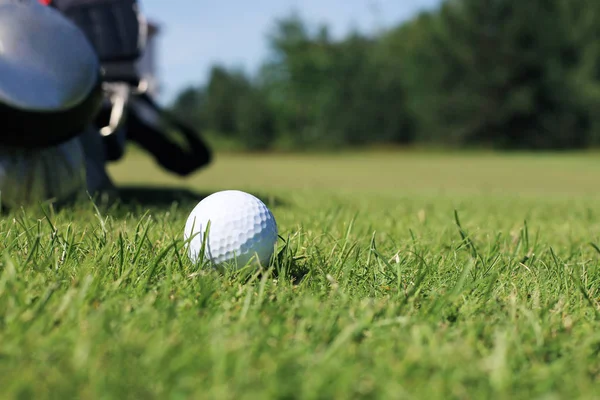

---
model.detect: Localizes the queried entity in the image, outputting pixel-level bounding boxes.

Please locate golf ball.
[184,190,278,268]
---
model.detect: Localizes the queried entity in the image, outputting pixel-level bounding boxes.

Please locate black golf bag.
[49,0,212,176]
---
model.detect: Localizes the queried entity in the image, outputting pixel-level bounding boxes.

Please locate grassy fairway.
[2,150,600,399]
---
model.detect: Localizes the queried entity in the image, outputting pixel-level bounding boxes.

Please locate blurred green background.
[162,0,600,153]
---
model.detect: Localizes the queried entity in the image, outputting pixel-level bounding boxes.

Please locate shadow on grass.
[109,185,286,210]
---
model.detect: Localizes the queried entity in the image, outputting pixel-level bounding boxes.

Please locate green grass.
[2,150,600,399]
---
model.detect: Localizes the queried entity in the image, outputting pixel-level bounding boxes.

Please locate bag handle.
[126,92,212,176]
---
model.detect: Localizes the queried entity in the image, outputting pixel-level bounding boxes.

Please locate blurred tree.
[203,66,252,136]
[168,0,600,151]
[262,14,415,148]
[396,0,600,149]
[170,86,205,130]
[262,15,334,147]
[235,87,276,150]
[333,33,415,145]
[566,0,600,145]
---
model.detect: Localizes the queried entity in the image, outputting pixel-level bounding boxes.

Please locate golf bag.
[50,0,212,176]
[47,0,144,82]
[0,0,210,210]
[0,0,101,207]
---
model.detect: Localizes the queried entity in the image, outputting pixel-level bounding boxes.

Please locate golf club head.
[0,0,103,148]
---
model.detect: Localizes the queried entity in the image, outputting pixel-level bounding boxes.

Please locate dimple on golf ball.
[184,190,278,268]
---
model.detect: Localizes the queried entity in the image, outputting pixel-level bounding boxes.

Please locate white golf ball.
[184,190,278,268]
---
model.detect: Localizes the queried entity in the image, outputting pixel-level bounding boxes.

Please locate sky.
[141,0,441,103]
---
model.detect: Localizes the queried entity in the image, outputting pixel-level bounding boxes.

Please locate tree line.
[169,0,600,151]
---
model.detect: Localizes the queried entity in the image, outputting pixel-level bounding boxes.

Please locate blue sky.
[141,0,441,102]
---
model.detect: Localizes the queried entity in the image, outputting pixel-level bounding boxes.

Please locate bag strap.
[126,93,212,176]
